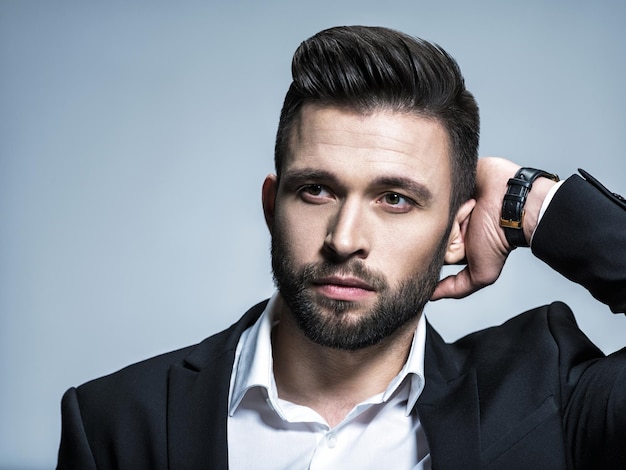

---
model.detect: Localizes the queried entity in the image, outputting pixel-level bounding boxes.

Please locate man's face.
[263,105,462,350]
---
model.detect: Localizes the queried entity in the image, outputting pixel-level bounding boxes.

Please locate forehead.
[286,104,453,198]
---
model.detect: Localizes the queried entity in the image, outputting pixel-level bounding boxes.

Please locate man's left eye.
[384,193,403,205]
[384,193,412,205]
[380,193,414,212]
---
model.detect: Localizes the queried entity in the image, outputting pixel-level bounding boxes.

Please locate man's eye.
[384,193,403,205]
[380,192,414,212]
[384,192,411,206]
[303,184,324,196]
[298,184,332,202]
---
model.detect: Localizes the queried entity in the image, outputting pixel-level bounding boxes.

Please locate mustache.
[298,260,388,291]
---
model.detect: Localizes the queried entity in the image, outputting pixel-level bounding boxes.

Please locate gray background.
[1,0,625,468]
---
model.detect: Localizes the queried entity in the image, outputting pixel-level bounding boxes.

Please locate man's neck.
[271,298,419,428]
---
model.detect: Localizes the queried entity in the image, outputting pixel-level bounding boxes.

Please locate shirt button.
[326,432,338,448]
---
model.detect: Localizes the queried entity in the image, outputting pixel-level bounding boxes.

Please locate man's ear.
[262,174,278,234]
[444,198,476,264]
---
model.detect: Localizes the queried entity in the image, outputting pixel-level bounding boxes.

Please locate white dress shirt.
[227,293,431,469]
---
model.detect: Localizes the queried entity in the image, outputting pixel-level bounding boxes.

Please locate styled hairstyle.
[274,25,479,214]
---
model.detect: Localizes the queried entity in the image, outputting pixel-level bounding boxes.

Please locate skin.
[432,157,557,300]
[261,104,475,426]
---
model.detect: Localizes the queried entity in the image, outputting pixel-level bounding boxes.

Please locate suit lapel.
[166,302,268,470]
[164,305,481,469]
[416,321,481,470]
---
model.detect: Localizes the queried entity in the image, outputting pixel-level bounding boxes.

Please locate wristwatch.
[500,167,559,248]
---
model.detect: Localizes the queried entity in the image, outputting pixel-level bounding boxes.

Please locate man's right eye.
[298,184,332,202]
[302,184,323,196]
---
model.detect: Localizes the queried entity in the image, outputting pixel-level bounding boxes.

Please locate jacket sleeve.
[532,171,626,313]
[563,346,626,468]
[56,387,97,470]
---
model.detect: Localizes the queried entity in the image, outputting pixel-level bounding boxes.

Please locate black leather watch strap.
[500,167,559,248]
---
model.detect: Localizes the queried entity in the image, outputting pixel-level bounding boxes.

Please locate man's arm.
[432,157,626,312]
[531,171,626,313]
[57,388,97,470]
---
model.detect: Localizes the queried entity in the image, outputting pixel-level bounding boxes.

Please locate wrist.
[522,176,558,243]
[500,167,559,247]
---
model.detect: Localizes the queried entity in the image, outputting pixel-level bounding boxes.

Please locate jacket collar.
[416,320,481,470]
[166,301,267,470]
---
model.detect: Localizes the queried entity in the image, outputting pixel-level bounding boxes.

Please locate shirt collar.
[229,293,280,416]
[229,292,427,417]
[385,312,427,415]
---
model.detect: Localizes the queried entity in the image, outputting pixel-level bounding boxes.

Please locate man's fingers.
[431,269,477,300]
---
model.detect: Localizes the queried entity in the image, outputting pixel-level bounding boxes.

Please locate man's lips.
[312,276,376,301]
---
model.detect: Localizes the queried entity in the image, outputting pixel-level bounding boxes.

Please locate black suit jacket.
[57,174,626,469]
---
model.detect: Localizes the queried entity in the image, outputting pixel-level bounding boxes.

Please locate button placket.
[326,431,338,449]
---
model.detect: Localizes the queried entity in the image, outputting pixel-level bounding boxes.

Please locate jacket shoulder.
[453,302,601,361]
[452,302,604,398]
[452,302,575,354]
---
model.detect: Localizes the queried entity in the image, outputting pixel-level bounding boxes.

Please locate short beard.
[271,227,449,351]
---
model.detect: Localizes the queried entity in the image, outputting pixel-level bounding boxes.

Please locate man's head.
[263,26,478,350]
[275,25,479,216]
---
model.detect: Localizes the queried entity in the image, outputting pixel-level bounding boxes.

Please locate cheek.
[385,246,431,277]
[274,207,327,260]
[375,221,449,276]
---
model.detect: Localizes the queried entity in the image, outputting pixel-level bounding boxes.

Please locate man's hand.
[431,157,521,300]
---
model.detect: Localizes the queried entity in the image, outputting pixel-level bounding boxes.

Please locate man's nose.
[323,199,370,260]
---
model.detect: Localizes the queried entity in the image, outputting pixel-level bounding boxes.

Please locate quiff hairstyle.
[274,25,479,215]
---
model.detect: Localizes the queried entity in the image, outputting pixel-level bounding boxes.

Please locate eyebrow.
[281,168,338,185]
[281,168,433,203]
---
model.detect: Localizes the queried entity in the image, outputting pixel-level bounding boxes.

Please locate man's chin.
[309,292,374,316]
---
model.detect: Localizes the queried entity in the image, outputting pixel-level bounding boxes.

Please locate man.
[57,26,626,469]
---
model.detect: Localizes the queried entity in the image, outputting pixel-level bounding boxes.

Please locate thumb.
[431,268,476,300]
